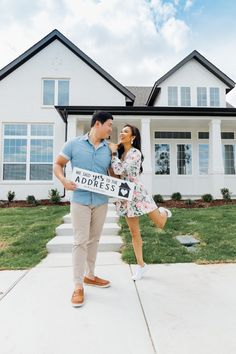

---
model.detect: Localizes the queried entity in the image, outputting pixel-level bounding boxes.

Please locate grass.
[0,205,69,269]
[119,205,236,264]
[1,204,236,270]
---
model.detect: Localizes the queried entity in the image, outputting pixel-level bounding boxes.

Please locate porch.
[56,106,236,199]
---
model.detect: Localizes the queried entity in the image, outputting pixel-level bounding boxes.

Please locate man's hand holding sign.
[72,167,135,201]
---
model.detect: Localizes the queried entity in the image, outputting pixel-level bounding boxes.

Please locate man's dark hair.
[90,111,113,127]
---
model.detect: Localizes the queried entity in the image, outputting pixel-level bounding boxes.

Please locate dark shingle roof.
[226,101,235,108]
[125,86,152,106]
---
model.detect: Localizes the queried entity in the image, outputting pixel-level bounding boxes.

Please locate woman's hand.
[109,142,119,153]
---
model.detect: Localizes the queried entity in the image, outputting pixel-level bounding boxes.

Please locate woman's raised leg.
[148,208,168,229]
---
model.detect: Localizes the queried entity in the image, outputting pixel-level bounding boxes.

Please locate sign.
[72,167,135,201]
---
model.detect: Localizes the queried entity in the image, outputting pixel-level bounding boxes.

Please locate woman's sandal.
[158,207,172,218]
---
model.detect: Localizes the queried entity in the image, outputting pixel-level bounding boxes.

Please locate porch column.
[67,116,77,140]
[208,119,224,198]
[140,118,153,194]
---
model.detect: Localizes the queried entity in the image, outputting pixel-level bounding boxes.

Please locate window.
[155,131,191,139]
[210,87,220,107]
[177,144,192,175]
[198,132,209,139]
[3,124,53,180]
[221,132,234,139]
[223,145,235,175]
[43,79,69,106]
[30,139,53,180]
[198,132,235,139]
[197,87,207,106]
[168,86,178,106]
[199,144,209,175]
[181,87,191,106]
[155,144,170,175]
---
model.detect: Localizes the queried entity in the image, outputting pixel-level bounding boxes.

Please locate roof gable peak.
[146,50,235,106]
[0,29,135,102]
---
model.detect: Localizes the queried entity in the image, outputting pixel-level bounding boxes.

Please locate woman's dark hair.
[90,111,113,127]
[118,124,144,174]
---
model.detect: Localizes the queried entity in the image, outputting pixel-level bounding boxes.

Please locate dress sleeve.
[111,149,141,177]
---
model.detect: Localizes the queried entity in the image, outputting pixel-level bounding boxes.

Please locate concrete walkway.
[1,253,236,354]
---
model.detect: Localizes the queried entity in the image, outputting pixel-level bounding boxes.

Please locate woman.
[109,124,172,281]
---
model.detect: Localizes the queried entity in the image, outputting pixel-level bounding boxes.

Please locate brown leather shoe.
[71,288,84,307]
[84,276,110,288]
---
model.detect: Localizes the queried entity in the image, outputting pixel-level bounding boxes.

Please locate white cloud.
[0,0,235,109]
[184,0,194,11]
[160,17,190,52]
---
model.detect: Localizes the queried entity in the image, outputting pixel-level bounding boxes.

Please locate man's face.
[96,119,113,139]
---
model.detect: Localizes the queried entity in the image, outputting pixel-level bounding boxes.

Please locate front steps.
[46,203,123,253]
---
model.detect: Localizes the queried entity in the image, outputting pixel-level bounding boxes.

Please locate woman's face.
[119,126,134,144]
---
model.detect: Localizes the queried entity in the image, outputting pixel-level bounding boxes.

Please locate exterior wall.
[154,59,228,107]
[0,40,126,200]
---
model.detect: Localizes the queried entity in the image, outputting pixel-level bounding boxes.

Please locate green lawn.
[119,205,236,264]
[0,205,69,269]
[0,204,236,269]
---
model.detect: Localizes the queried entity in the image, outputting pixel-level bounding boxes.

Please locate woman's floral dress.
[111,147,157,217]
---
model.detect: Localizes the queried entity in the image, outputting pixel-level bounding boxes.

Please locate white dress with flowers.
[111,147,157,217]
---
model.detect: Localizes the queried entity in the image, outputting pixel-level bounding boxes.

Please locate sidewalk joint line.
[130,265,158,354]
[0,269,31,302]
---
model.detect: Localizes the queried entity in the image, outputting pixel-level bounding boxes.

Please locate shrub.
[49,188,61,204]
[201,194,213,202]
[26,195,38,205]
[153,194,164,204]
[171,192,182,201]
[220,188,232,201]
[185,199,194,205]
[7,191,15,202]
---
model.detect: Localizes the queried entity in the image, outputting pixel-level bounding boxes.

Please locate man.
[54,111,113,307]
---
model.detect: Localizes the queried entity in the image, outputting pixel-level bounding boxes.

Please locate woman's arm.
[111,149,141,176]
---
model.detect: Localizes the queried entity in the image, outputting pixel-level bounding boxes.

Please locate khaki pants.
[71,202,108,286]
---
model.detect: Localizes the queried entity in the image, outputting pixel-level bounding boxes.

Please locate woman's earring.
[131,139,134,145]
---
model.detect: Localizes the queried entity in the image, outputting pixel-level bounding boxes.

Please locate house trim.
[55,105,236,122]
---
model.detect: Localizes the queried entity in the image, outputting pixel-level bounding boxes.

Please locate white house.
[0,29,236,201]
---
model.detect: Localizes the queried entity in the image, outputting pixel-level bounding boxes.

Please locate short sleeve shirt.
[60,133,111,205]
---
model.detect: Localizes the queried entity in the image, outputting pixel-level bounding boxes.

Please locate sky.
[0,0,236,105]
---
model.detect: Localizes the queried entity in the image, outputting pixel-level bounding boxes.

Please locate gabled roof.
[126,86,152,106]
[0,29,135,102]
[147,50,235,106]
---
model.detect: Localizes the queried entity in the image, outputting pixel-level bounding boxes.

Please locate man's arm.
[54,155,77,191]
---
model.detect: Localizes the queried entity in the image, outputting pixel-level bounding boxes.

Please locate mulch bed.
[0,199,70,208]
[159,199,236,209]
[1,199,236,209]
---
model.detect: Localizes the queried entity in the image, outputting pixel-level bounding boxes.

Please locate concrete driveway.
[1,253,236,354]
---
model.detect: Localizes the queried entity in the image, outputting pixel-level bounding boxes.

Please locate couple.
[54,111,172,307]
